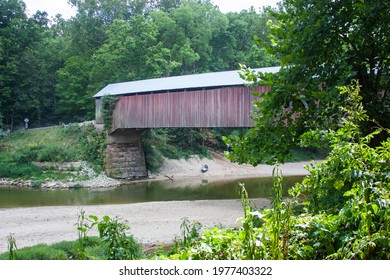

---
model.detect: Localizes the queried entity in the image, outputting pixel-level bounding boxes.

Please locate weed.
[7,234,17,260]
[180,218,202,246]
[96,215,142,260]
[75,210,96,260]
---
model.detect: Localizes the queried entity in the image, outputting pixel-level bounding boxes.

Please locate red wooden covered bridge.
[94,66,279,178]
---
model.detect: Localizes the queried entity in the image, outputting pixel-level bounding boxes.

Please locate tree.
[226,0,390,165]
[0,0,58,129]
[220,9,279,70]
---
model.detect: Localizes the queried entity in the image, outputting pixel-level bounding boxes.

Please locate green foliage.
[227,0,389,164]
[0,237,107,260]
[0,158,41,179]
[295,82,390,213]
[102,95,118,132]
[78,124,107,170]
[0,129,8,139]
[141,130,168,172]
[290,84,389,259]
[287,83,390,259]
[165,166,292,260]
[75,210,96,260]
[179,218,202,247]
[12,144,76,164]
[0,124,106,179]
[95,215,143,260]
[52,238,106,260]
[56,55,94,122]
[0,244,68,260]
[7,234,17,260]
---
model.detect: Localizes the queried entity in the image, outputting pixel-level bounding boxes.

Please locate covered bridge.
[94,66,280,179]
[94,66,279,130]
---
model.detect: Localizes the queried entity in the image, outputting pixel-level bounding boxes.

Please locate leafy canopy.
[226,0,389,165]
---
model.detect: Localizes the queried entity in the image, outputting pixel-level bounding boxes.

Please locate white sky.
[23,0,279,19]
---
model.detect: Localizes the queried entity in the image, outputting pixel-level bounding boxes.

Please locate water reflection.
[0,176,303,208]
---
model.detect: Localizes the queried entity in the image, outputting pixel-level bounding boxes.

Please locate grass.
[0,124,104,181]
[0,126,80,155]
[0,237,109,260]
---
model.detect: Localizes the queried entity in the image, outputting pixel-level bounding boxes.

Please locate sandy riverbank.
[0,155,321,253]
[0,199,271,254]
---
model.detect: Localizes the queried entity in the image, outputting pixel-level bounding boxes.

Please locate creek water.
[0,176,303,208]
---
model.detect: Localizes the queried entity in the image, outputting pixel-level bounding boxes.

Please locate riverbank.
[0,156,322,253]
[0,198,271,254]
[0,151,321,190]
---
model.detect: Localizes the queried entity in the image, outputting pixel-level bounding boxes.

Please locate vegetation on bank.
[0,123,325,181]
[0,124,105,181]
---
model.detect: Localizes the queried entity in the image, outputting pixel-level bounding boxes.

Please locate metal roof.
[93,66,280,98]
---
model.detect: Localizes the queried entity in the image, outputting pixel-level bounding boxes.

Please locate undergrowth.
[0,124,106,180]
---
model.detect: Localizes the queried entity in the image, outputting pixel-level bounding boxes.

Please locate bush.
[36,145,76,162]
[0,161,41,178]
[93,215,143,260]
[78,125,106,169]
[11,146,40,164]
[12,144,76,164]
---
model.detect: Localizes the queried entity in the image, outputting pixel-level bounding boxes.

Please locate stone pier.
[104,129,147,179]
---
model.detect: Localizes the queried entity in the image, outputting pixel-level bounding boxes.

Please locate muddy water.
[0,176,303,208]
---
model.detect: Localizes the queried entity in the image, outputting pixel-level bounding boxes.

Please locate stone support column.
[104,129,147,179]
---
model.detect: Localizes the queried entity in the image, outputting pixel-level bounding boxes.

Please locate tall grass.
[0,124,106,179]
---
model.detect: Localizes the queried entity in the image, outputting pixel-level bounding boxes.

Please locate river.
[0,176,303,208]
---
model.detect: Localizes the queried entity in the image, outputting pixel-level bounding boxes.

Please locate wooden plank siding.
[111,85,269,130]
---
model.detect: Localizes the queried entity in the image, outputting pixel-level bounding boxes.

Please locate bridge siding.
[111,85,268,130]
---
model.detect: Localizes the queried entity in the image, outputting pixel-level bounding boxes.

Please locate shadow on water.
[0,176,304,208]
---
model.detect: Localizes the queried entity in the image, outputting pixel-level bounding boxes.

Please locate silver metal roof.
[93,66,280,98]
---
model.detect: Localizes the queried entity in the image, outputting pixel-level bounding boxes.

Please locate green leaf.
[89,215,98,221]
[371,204,379,214]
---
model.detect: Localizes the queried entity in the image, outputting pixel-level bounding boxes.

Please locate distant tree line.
[0,0,278,130]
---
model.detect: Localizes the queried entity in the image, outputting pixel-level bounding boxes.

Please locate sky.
[23,0,279,19]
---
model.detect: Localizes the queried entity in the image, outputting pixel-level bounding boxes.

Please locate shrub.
[0,161,41,178]
[92,215,143,260]
[78,125,106,169]
[36,145,75,162]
